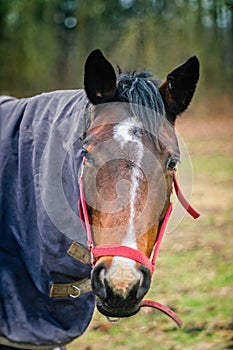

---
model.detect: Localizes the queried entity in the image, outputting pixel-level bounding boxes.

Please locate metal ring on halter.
[69,285,81,298]
[107,316,120,323]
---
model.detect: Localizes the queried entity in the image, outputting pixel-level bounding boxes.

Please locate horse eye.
[82,147,87,155]
[166,156,179,171]
[85,152,94,166]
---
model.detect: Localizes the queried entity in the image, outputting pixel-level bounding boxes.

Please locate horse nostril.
[91,263,107,300]
[136,265,152,299]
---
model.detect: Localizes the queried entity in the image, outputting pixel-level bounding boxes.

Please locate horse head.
[81,49,199,318]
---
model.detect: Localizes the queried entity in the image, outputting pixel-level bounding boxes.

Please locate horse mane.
[117,71,165,136]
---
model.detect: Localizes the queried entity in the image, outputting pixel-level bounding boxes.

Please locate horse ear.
[84,49,117,105]
[159,56,199,122]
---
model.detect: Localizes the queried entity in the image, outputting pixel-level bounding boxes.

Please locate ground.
[68,99,233,350]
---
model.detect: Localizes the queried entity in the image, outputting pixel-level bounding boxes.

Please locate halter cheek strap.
[78,157,200,328]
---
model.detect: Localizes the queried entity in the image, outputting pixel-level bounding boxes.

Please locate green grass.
[68,115,233,350]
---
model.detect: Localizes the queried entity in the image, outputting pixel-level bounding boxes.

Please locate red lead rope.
[78,158,200,328]
[173,172,200,219]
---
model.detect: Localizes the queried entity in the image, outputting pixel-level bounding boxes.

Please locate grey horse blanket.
[0,91,95,349]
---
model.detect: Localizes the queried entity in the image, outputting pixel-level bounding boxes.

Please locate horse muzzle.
[96,297,141,318]
[91,262,151,318]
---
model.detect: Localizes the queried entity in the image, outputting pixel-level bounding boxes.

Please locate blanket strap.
[67,241,91,264]
[50,243,91,299]
[50,278,92,298]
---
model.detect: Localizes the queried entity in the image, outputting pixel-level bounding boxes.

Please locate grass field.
[68,102,233,350]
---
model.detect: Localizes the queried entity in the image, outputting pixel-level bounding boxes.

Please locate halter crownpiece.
[78,156,200,328]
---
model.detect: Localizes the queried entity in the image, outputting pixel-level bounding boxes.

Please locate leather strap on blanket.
[50,242,91,298]
[50,278,91,298]
[68,242,91,265]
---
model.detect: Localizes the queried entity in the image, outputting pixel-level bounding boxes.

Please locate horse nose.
[136,265,151,299]
[91,261,152,318]
[91,262,151,302]
[91,262,108,300]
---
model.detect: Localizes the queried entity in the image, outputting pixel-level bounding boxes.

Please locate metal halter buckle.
[69,285,81,298]
[107,316,120,323]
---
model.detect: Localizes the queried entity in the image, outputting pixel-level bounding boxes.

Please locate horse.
[0,49,199,349]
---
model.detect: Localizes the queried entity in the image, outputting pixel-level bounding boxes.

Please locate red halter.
[78,157,200,328]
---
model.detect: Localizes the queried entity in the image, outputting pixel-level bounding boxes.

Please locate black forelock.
[117,71,165,136]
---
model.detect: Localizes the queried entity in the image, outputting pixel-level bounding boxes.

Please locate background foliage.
[0,0,232,98]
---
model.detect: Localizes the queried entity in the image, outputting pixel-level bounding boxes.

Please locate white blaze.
[113,118,144,246]
[107,118,144,291]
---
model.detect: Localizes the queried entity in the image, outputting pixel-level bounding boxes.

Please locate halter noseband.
[78,157,200,328]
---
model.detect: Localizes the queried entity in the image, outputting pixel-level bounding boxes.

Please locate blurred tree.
[53,0,78,87]
[0,0,232,97]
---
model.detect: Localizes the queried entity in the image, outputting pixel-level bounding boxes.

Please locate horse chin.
[96,298,141,318]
